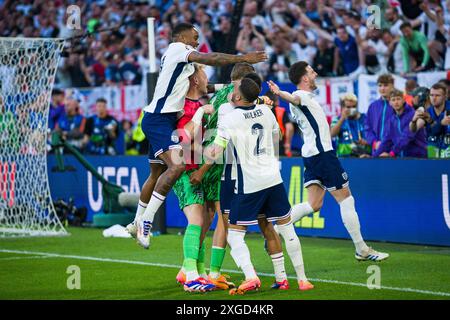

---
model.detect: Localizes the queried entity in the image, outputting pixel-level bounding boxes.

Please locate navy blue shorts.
[303,151,349,191]
[229,183,291,226]
[141,111,181,165]
[220,179,235,215]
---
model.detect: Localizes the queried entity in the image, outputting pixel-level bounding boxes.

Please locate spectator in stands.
[374,89,426,158]
[104,52,122,86]
[118,52,143,85]
[62,53,91,88]
[325,25,364,78]
[265,91,295,157]
[410,83,449,158]
[267,34,299,82]
[48,89,65,130]
[361,28,388,74]
[399,22,434,74]
[54,98,87,152]
[365,74,395,156]
[331,93,371,158]
[84,98,119,155]
[207,14,235,82]
[385,6,404,37]
[312,38,335,77]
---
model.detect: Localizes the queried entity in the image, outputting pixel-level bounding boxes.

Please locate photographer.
[84,98,119,155]
[53,98,87,152]
[410,83,449,158]
[331,93,371,158]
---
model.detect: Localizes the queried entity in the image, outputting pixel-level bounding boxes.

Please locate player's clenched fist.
[243,51,268,64]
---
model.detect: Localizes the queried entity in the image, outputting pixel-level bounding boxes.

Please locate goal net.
[0,38,68,237]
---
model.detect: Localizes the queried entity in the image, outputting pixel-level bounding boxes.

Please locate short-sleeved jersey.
[143,42,196,114]
[217,104,282,194]
[216,102,237,181]
[289,90,333,158]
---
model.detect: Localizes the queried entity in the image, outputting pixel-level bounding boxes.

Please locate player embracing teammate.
[268,61,389,262]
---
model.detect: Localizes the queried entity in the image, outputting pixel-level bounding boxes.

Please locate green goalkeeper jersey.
[200,84,234,200]
[203,84,235,147]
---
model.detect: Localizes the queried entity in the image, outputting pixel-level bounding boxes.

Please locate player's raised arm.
[267,80,301,106]
[188,51,267,67]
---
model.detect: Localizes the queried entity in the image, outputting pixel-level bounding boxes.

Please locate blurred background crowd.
[2,0,450,86]
[0,0,449,159]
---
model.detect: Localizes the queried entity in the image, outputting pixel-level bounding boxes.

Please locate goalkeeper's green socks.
[209,246,226,279]
[183,224,201,282]
[197,242,207,278]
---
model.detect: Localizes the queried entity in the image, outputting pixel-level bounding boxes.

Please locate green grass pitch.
[0,227,449,300]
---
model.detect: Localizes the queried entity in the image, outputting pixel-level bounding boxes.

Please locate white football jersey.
[143,42,196,114]
[216,102,237,181]
[289,90,333,158]
[217,104,282,194]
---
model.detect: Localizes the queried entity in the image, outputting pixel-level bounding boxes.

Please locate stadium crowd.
[1,0,450,85]
[0,0,449,158]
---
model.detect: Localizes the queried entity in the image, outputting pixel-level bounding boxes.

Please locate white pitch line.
[1,248,449,298]
[0,255,53,261]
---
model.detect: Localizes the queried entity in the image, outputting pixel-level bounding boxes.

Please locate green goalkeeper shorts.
[202,165,222,202]
[173,170,205,210]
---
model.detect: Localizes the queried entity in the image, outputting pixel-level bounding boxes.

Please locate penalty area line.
[1,248,449,297]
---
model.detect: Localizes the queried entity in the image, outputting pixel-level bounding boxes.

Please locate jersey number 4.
[252,123,266,156]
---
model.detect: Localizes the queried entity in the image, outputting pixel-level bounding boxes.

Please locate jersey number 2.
[252,123,266,156]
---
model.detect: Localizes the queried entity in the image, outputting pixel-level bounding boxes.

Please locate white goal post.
[0,37,68,237]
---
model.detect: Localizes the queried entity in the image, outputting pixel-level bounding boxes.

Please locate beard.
[310,80,317,91]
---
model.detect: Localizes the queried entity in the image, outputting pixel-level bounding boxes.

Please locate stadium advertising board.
[47,155,450,246]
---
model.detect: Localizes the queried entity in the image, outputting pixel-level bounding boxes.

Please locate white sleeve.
[216,113,233,146]
[171,42,197,63]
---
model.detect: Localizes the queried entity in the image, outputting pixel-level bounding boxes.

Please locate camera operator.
[84,98,119,155]
[331,93,371,158]
[410,82,449,158]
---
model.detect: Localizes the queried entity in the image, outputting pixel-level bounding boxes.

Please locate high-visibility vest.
[274,106,286,138]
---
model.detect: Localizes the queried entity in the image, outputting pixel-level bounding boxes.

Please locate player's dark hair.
[171,22,194,40]
[230,63,255,81]
[243,72,262,89]
[239,78,260,103]
[288,61,309,85]
[96,97,107,104]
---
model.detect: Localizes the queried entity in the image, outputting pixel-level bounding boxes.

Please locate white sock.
[270,252,287,282]
[186,270,199,282]
[277,222,307,281]
[134,200,147,222]
[339,196,369,254]
[141,191,166,224]
[290,202,314,223]
[227,229,257,280]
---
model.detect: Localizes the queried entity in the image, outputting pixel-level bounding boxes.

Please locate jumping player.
[129,22,267,248]
[268,61,389,262]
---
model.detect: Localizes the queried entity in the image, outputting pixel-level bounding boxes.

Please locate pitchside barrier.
[44,155,450,246]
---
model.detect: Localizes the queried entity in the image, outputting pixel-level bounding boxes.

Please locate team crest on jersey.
[171,135,180,143]
[342,172,348,180]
